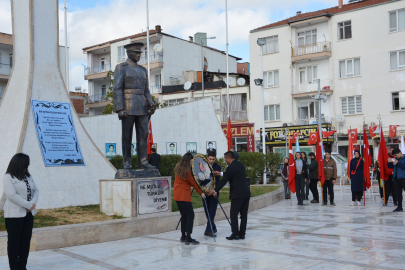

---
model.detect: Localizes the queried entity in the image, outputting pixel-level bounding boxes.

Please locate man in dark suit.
[148,148,161,170]
[230,146,239,161]
[210,151,250,240]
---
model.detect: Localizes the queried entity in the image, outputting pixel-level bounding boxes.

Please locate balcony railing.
[150,85,162,94]
[0,63,12,76]
[86,94,111,104]
[138,54,163,65]
[292,41,331,57]
[295,79,332,94]
[296,117,328,125]
[84,63,111,76]
[222,111,248,121]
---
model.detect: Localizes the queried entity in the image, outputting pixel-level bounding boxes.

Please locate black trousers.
[176,201,194,235]
[121,115,149,168]
[304,178,310,198]
[202,195,218,233]
[309,179,319,201]
[384,175,397,204]
[352,191,363,201]
[5,212,34,270]
[230,197,250,236]
[395,178,405,209]
[295,174,305,203]
[323,180,334,203]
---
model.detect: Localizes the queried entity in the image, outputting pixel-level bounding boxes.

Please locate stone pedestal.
[100,177,172,217]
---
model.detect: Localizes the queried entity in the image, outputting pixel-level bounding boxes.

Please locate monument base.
[115,168,161,179]
[100,176,171,217]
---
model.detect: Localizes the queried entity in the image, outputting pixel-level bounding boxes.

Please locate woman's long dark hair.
[174,153,193,179]
[6,153,31,180]
[283,157,288,176]
[301,152,307,162]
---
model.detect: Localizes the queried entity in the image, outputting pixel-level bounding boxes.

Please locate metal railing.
[85,94,111,104]
[296,118,327,125]
[138,54,163,65]
[84,63,111,76]
[222,110,248,121]
[0,63,12,76]
[150,85,162,93]
[295,79,332,94]
[292,41,331,57]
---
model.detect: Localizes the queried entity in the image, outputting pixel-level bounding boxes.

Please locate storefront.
[222,123,255,152]
[260,124,334,157]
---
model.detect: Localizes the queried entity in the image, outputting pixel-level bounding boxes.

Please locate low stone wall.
[0,187,283,255]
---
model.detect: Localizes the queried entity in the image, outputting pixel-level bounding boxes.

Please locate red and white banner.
[307,132,318,145]
[292,132,299,142]
[348,129,358,144]
[322,130,336,139]
[389,125,399,138]
[369,126,378,138]
[288,136,296,194]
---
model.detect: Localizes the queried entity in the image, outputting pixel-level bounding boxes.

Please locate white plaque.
[137,178,170,215]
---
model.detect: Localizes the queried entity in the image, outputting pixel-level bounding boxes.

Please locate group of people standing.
[281,150,337,206]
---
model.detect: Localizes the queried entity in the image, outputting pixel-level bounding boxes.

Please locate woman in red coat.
[173,153,205,245]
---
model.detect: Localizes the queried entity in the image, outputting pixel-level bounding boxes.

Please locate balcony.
[0,63,12,79]
[84,63,111,80]
[150,85,162,94]
[85,94,111,108]
[291,41,331,62]
[222,111,248,122]
[139,54,163,69]
[293,79,333,98]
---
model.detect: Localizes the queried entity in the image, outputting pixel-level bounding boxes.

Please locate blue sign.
[31,100,85,166]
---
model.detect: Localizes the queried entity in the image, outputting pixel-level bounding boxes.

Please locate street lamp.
[257,37,266,184]
[201,36,216,98]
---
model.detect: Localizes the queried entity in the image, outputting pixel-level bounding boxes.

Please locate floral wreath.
[191,153,216,194]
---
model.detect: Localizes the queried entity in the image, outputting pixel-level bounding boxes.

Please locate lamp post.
[257,37,266,184]
[201,36,216,98]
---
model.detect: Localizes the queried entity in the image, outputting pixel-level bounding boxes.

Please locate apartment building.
[249,0,405,157]
[0,32,67,102]
[82,26,240,115]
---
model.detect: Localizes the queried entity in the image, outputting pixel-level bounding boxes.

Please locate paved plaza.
[1,185,404,270]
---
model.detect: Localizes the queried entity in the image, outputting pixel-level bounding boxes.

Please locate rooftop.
[251,0,394,32]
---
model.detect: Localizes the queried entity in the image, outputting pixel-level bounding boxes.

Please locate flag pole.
[363,118,365,206]
[146,0,151,93]
[290,190,292,206]
[380,119,386,206]
[225,0,230,126]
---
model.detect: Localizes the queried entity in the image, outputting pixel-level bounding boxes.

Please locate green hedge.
[108,152,282,185]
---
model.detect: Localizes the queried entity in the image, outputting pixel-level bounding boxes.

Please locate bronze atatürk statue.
[113,42,157,171]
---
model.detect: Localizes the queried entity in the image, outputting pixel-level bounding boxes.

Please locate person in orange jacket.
[173,153,205,245]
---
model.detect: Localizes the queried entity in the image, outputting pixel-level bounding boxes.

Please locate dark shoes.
[322,202,327,206]
[394,202,398,206]
[311,200,319,203]
[226,234,240,240]
[214,229,217,233]
[239,234,245,240]
[393,207,403,212]
[180,237,186,242]
[185,238,200,245]
[330,202,336,206]
[204,232,216,237]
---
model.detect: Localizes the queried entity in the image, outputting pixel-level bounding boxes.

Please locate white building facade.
[249,0,405,157]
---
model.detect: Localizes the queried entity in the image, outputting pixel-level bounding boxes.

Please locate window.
[0,52,2,68]
[339,58,360,78]
[392,92,405,111]
[9,54,12,67]
[341,96,362,115]
[297,29,317,45]
[338,20,352,40]
[264,104,280,121]
[168,98,185,106]
[390,50,405,71]
[101,58,105,71]
[232,137,248,152]
[0,85,3,100]
[118,46,126,61]
[101,85,106,96]
[263,70,279,88]
[389,9,405,32]
[299,66,318,84]
[263,35,278,54]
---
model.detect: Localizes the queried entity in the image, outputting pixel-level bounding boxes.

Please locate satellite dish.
[237,78,246,86]
[184,81,192,90]
[153,44,163,53]
[227,77,235,86]
[336,114,345,123]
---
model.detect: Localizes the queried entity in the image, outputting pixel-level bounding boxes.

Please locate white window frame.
[339,58,360,78]
[118,46,126,61]
[299,66,318,84]
[263,35,279,54]
[264,104,280,121]
[389,9,405,33]
[341,96,362,115]
[297,29,317,46]
[392,91,405,111]
[263,70,279,88]
[390,50,405,71]
[168,98,185,106]
[338,20,352,40]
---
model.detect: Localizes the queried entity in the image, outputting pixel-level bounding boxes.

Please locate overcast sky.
[0,0,349,92]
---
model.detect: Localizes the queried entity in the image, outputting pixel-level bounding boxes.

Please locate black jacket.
[308,158,318,180]
[148,153,161,170]
[215,160,250,199]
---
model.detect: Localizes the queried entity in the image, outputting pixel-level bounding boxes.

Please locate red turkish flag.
[292,132,299,141]
[378,126,390,183]
[322,130,336,139]
[307,132,318,145]
[288,135,296,194]
[226,116,233,151]
[348,129,358,144]
[316,131,325,186]
[347,136,354,180]
[363,127,372,189]
[369,126,378,138]
[389,125,399,138]
[147,121,153,159]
